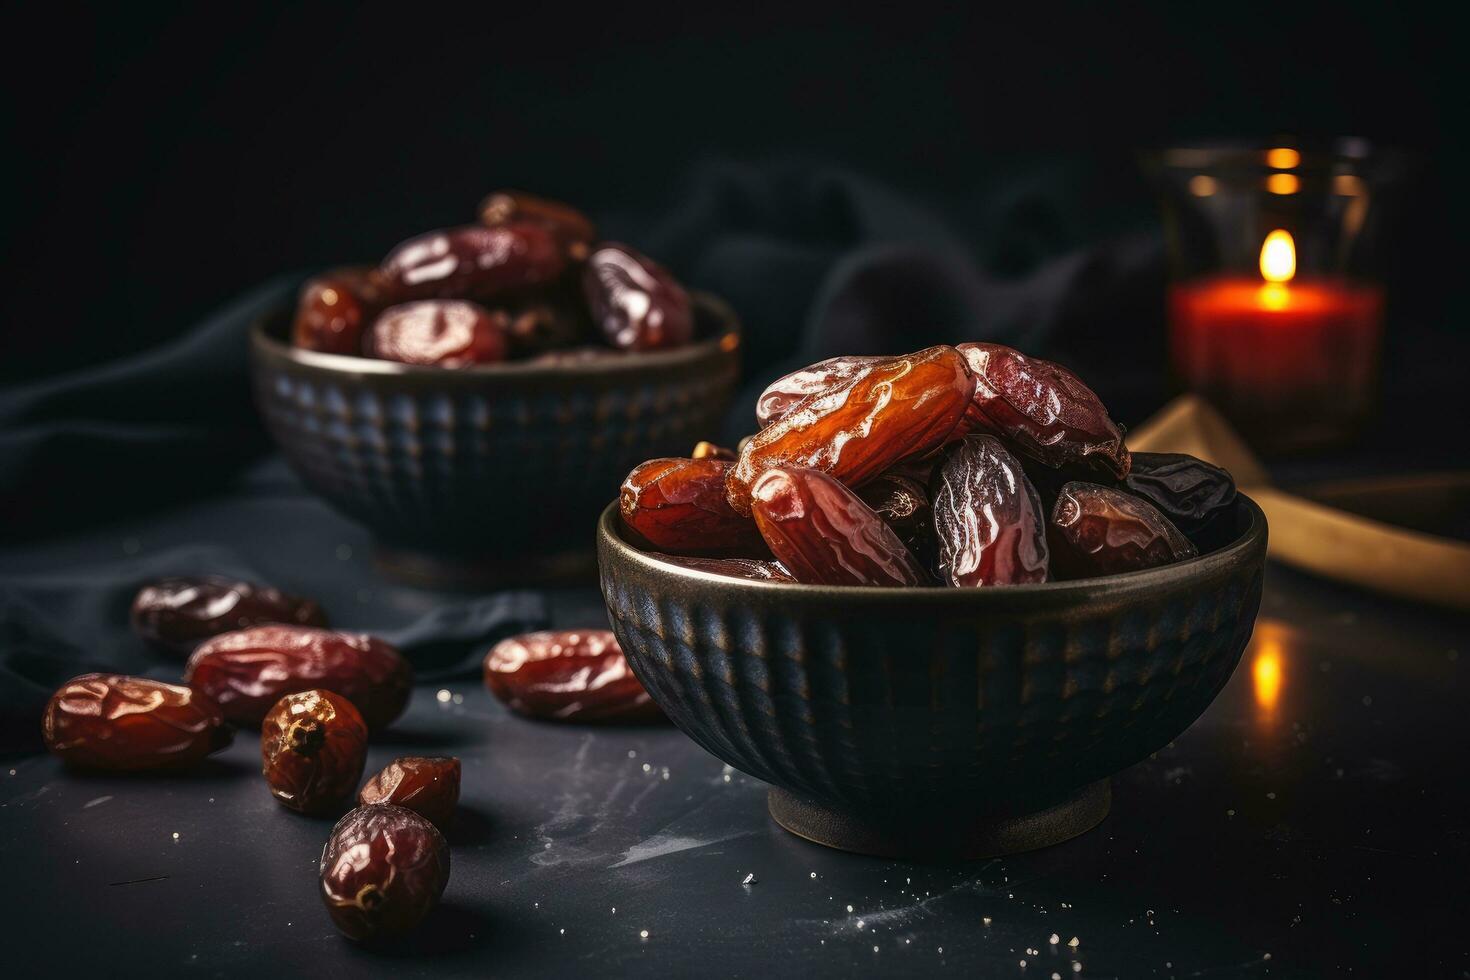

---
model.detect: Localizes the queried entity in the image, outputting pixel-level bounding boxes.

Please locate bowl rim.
[250,290,740,379]
[597,492,1267,601]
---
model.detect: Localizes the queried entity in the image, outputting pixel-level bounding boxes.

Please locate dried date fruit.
[358,757,461,831]
[727,346,974,515]
[932,435,1049,586]
[583,243,693,351]
[957,342,1130,479]
[620,457,766,556]
[320,804,450,942]
[131,576,327,657]
[755,355,884,428]
[378,223,565,303]
[1122,452,1236,535]
[366,300,508,367]
[42,674,231,770]
[261,689,368,814]
[648,554,795,582]
[501,299,592,358]
[185,626,411,730]
[484,629,663,723]
[751,467,929,586]
[292,267,384,355]
[855,471,936,569]
[691,441,736,461]
[478,190,596,259]
[1050,482,1198,577]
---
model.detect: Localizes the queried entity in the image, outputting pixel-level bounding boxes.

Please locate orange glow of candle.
[1259,230,1296,283]
[1252,640,1284,713]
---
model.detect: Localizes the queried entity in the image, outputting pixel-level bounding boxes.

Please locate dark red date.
[378,223,565,303]
[932,435,1050,586]
[1122,452,1237,535]
[649,554,795,582]
[501,299,593,358]
[185,626,412,730]
[484,629,663,723]
[478,190,596,259]
[366,300,508,367]
[620,457,766,556]
[358,757,461,831]
[751,466,929,586]
[131,576,327,657]
[42,674,231,770]
[1050,481,1198,577]
[855,470,936,569]
[292,267,383,355]
[957,342,1130,479]
[582,243,693,351]
[728,346,974,515]
[261,689,367,814]
[755,355,883,428]
[320,804,450,942]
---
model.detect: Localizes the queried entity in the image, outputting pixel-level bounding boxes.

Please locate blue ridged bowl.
[249,294,740,582]
[598,496,1267,858]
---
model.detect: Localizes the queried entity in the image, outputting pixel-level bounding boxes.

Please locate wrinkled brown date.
[755,355,883,429]
[856,471,936,569]
[691,441,737,461]
[359,756,461,831]
[1050,482,1198,577]
[751,467,929,586]
[261,689,367,814]
[378,223,566,303]
[1122,452,1237,535]
[484,629,663,723]
[366,300,508,367]
[957,342,1130,479]
[649,553,795,582]
[582,243,693,351]
[185,626,412,730]
[620,457,767,556]
[292,267,383,355]
[932,435,1050,586]
[131,576,327,657]
[42,674,231,770]
[478,190,596,259]
[727,346,974,515]
[320,804,450,942]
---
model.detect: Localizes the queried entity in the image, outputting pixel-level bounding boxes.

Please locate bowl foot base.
[373,543,597,589]
[767,780,1110,860]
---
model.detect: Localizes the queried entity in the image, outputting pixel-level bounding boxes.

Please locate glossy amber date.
[649,554,794,582]
[620,457,766,556]
[478,190,596,259]
[1122,452,1236,535]
[582,243,692,351]
[1050,481,1198,577]
[957,342,1130,479]
[855,470,936,569]
[754,355,883,428]
[261,689,367,814]
[321,804,450,942]
[751,467,929,586]
[691,441,736,461]
[727,346,974,515]
[131,576,327,657]
[366,300,508,367]
[185,626,412,730]
[932,435,1049,586]
[484,629,663,723]
[359,757,461,832]
[292,267,384,355]
[378,223,565,303]
[42,674,231,770]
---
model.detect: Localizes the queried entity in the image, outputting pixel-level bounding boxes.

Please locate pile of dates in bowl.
[249,191,741,568]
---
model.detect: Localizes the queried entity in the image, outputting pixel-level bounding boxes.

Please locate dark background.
[1,3,1462,382]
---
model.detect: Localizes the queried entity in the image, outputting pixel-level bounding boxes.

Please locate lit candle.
[1168,230,1384,451]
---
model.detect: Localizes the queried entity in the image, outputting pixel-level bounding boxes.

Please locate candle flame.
[1260,230,1296,283]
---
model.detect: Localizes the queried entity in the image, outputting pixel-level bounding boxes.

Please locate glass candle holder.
[1156,141,1394,454]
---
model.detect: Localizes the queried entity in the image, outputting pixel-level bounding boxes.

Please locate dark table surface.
[2,483,1467,980]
